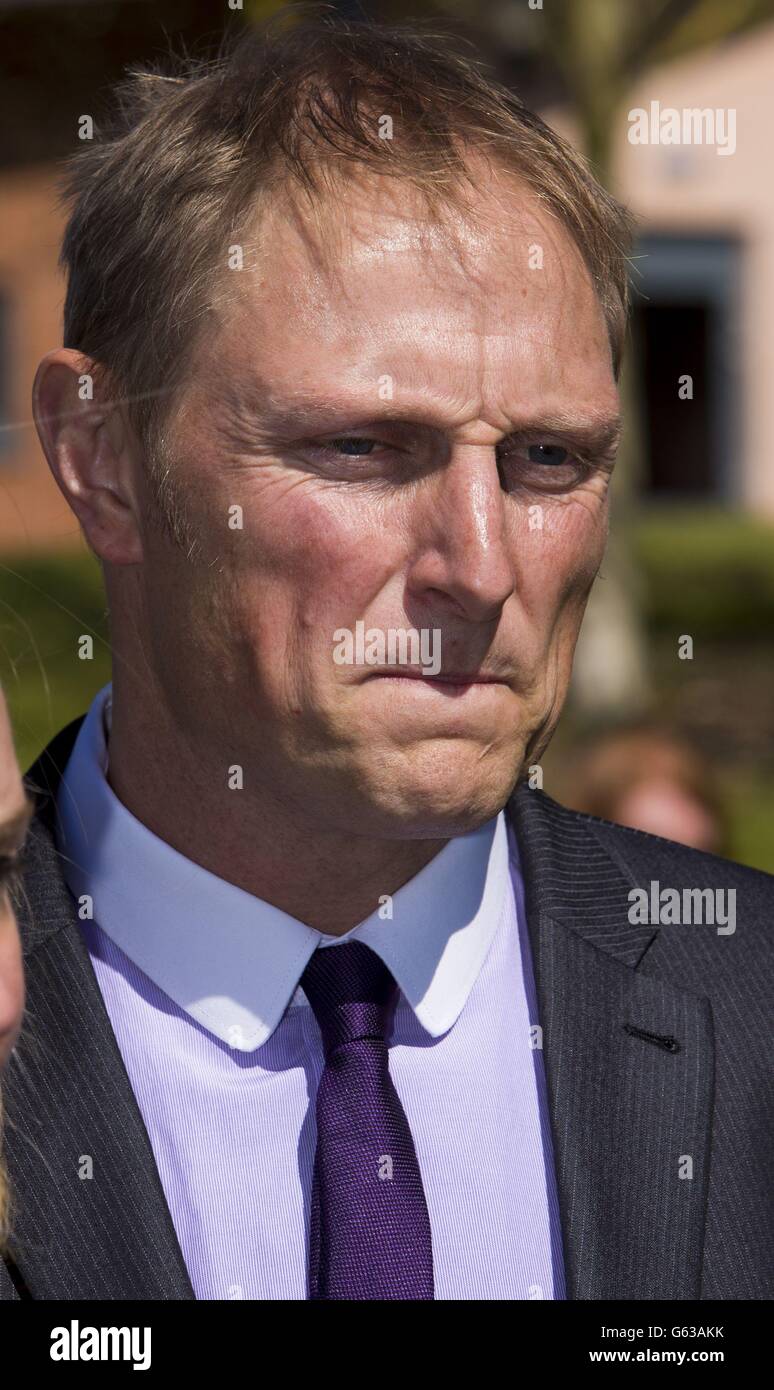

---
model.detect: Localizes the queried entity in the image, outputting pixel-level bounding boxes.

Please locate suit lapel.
[508,783,714,1300]
[4,718,194,1299]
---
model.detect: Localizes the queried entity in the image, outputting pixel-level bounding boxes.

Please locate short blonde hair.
[59,5,633,532]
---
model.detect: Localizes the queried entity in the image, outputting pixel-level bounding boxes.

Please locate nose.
[407,446,515,623]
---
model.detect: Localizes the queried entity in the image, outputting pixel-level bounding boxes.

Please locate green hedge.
[0,548,111,769]
[634,506,774,637]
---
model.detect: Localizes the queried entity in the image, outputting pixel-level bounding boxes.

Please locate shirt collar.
[55,683,511,1051]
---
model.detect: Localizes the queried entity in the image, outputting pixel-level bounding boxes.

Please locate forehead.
[208,162,616,419]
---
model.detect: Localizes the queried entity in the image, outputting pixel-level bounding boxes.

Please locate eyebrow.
[0,794,34,858]
[510,412,623,457]
[253,394,622,454]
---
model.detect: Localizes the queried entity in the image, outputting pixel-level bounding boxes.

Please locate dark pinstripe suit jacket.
[2,715,773,1301]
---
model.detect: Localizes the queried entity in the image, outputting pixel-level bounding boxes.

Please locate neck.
[105,687,448,937]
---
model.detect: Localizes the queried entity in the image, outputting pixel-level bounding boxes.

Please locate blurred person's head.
[0,686,33,1245]
[564,724,727,855]
[33,14,632,847]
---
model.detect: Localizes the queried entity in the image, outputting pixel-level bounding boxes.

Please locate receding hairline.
[244,146,596,266]
[192,152,617,385]
[57,11,634,524]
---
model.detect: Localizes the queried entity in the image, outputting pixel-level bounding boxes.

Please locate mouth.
[364,670,510,691]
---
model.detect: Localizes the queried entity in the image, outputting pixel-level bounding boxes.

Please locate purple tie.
[301,939,435,1300]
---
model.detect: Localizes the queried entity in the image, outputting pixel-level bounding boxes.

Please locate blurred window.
[632,235,741,501]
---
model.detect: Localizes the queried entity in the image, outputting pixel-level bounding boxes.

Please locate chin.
[349,739,525,839]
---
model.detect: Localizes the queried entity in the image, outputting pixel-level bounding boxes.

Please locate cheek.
[241,489,404,629]
[513,493,607,622]
[557,500,608,600]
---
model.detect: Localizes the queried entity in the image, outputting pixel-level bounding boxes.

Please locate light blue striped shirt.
[55,683,565,1299]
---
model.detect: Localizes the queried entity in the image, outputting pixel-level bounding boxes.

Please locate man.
[3,15,772,1301]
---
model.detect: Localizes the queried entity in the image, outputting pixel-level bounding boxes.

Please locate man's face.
[134,167,620,839]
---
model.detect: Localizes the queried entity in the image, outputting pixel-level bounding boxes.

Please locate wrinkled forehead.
[199,162,614,409]
[246,160,599,319]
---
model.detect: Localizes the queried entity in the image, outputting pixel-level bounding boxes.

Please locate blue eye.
[327,437,377,457]
[528,444,570,466]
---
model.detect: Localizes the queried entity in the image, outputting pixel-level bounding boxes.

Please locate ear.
[32,349,145,565]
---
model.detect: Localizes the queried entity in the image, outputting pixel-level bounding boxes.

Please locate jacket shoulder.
[532,790,774,963]
[511,780,773,925]
[564,796,774,895]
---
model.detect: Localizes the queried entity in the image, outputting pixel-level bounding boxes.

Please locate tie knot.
[300,940,399,1058]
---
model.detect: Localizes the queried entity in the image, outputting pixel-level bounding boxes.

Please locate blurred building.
[0,164,72,547]
[614,23,774,518]
[0,0,221,550]
[2,8,774,547]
